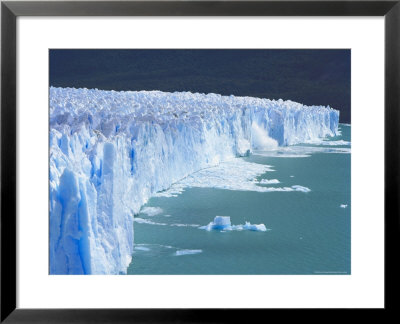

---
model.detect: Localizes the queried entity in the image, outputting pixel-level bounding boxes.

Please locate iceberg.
[49,87,339,274]
[199,216,268,232]
[201,216,232,230]
[242,222,267,232]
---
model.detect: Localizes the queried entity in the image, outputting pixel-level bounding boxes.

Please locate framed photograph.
[1,0,399,322]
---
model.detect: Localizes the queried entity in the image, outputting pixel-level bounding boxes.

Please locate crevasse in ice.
[49,87,339,274]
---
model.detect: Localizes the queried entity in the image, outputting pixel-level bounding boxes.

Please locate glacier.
[49,87,339,274]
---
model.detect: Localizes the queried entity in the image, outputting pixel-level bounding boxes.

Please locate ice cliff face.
[49,87,339,274]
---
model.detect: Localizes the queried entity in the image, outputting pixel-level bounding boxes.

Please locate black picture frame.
[1,0,399,322]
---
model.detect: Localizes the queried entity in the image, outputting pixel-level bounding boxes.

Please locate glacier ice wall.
[49,87,339,274]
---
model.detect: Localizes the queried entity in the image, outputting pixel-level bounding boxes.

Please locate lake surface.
[127,124,351,275]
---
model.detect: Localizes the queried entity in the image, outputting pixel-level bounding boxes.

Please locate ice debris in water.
[140,206,163,216]
[305,139,350,146]
[204,216,232,230]
[170,223,200,227]
[239,222,268,232]
[133,218,167,226]
[253,146,350,158]
[159,159,310,195]
[175,249,203,256]
[340,204,348,208]
[291,185,311,193]
[259,179,280,184]
[200,216,268,232]
[49,87,338,274]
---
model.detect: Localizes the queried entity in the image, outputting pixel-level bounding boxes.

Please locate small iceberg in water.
[175,249,203,256]
[200,216,267,232]
[204,216,232,230]
[235,222,267,232]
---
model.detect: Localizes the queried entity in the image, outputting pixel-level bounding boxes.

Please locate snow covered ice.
[49,87,339,274]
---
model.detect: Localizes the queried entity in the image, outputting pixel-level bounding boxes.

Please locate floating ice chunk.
[306,139,350,146]
[255,185,310,192]
[254,151,311,158]
[254,145,350,158]
[134,218,167,226]
[292,185,311,193]
[175,249,203,256]
[321,140,350,146]
[199,216,231,231]
[200,216,268,232]
[340,204,348,208]
[207,216,231,230]
[212,216,231,228]
[170,223,200,227]
[243,222,267,232]
[259,179,280,184]
[141,206,163,216]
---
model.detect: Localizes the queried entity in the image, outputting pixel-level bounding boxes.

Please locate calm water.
[127,124,351,275]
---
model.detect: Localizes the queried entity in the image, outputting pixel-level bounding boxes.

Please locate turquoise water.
[127,124,351,275]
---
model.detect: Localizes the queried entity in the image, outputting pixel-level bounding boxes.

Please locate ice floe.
[199,216,268,232]
[175,249,203,256]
